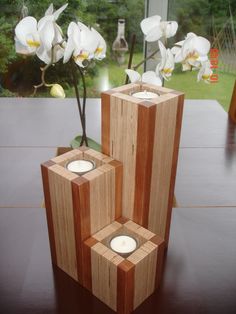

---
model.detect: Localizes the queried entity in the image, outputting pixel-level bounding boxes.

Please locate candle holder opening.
[65,159,96,175]
[109,234,138,258]
[101,224,146,259]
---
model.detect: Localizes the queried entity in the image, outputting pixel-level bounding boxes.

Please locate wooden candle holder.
[83,218,165,314]
[102,83,184,245]
[41,147,122,284]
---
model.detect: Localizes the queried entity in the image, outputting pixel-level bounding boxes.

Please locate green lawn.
[164,70,235,111]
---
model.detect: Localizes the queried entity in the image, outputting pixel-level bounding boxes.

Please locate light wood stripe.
[148,95,179,240]
[165,94,184,244]
[48,164,78,281]
[110,94,138,219]
[101,92,111,155]
[83,165,116,235]
[41,161,57,264]
[109,160,123,220]
[93,221,122,242]
[127,243,157,309]
[91,243,124,311]
[52,149,83,166]
[71,177,90,283]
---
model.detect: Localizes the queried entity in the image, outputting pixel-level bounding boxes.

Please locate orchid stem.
[125,34,136,84]
[133,47,160,71]
[77,65,88,146]
[70,60,88,147]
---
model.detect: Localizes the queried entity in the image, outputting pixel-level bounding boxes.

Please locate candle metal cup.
[65,159,96,175]
[132,90,160,100]
[109,234,138,258]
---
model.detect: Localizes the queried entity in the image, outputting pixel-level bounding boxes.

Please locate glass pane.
[165,0,236,111]
[0,0,145,98]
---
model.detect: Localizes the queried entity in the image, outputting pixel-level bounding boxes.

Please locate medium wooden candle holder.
[83,218,165,314]
[102,83,184,245]
[41,147,122,283]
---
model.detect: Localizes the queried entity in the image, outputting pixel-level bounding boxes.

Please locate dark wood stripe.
[150,235,165,289]
[229,80,236,123]
[71,177,91,284]
[41,161,57,264]
[101,92,111,156]
[117,260,135,314]
[116,216,129,224]
[56,147,72,156]
[133,104,156,228]
[109,160,123,220]
[83,237,98,291]
[165,94,184,245]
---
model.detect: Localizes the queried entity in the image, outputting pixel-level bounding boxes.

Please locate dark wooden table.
[0,98,236,314]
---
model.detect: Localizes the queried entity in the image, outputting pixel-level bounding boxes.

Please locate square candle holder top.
[102,82,184,246]
[83,218,165,314]
[41,147,123,284]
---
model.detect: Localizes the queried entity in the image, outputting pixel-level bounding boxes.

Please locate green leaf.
[70,135,101,152]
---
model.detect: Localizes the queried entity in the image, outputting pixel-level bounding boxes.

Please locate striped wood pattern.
[127,241,157,309]
[117,260,135,314]
[48,164,78,280]
[101,84,184,245]
[52,149,83,166]
[41,161,57,264]
[84,219,164,313]
[109,93,138,219]
[91,242,124,311]
[148,94,180,240]
[150,235,165,289]
[229,80,236,123]
[165,94,184,243]
[41,148,123,283]
[82,237,98,290]
[71,176,90,283]
[83,164,116,235]
[133,103,156,227]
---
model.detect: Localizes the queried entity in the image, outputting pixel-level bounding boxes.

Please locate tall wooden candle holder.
[83,218,165,314]
[102,83,184,245]
[41,147,122,284]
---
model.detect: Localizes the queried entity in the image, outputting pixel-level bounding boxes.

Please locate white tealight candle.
[66,159,95,175]
[110,235,137,255]
[132,90,159,100]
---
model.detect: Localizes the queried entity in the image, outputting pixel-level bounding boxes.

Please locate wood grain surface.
[229,80,236,123]
[101,84,184,246]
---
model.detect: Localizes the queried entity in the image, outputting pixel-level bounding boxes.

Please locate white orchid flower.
[64,22,100,67]
[91,28,106,60]
[75,22,99,66]
[156,41,174,81]
[141,15,178,42]
[125,69,162,86]
[173,32,210,71]
[15,16,40,55]
[197,61,213,83]
[36,3,68,64]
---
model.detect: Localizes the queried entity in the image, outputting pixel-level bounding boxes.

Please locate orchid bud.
[50,84,65,98]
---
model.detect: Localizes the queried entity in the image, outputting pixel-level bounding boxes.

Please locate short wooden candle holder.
[83,218,165,314]
[41,147,122,283]
[102,83,184,245]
